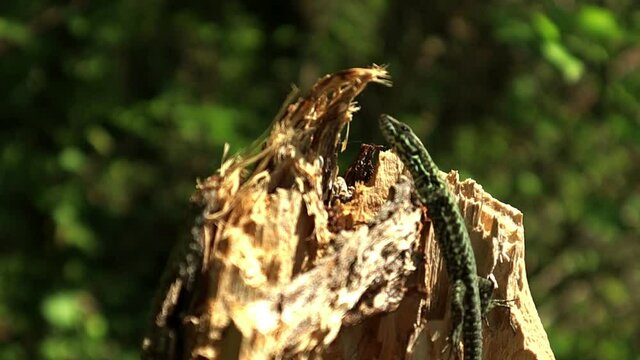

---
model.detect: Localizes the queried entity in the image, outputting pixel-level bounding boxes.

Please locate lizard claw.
[484,298,518,333]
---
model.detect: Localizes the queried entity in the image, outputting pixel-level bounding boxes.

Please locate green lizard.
[379,114,494,360]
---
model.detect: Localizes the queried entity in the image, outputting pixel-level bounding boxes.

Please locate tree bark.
[144,66,555,360]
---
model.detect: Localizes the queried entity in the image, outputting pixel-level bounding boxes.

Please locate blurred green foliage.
[1,1,639,359]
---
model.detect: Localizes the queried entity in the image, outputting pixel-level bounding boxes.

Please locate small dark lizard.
[141,215,205,360]
[379,114,494,360]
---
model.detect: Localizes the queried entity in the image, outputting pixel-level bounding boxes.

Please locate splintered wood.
[183,67,554,360]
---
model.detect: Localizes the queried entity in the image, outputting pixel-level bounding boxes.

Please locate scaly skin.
[379,114,483,360]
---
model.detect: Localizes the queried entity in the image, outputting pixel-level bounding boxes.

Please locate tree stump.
[143,66,555,360]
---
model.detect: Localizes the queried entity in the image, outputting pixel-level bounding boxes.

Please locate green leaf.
[85,314,108,339]
[228,19,263,53]
[567,35,610,62]
[58,148,86,173]
[532,13,560,41]
[41,291,86,329]
[0,17,31,45]
[577,6,623,41]
[86,126,114,155]
[494,19,534,44]
[541,41,584,83]
[52,201,97,252]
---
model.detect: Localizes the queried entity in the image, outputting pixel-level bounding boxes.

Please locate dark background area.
[1,1,639,359]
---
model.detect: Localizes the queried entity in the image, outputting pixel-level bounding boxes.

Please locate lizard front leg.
[477,276,495,318]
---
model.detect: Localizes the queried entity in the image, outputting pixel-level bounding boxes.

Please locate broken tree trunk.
[143,66,555,360]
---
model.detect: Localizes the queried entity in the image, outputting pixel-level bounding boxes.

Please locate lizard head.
[378,114,423,158]
[378,114,445,198]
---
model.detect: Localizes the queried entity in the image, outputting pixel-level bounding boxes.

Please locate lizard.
[141,215,205,360]
[378,114,494,360]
